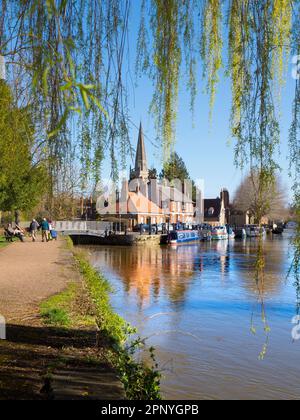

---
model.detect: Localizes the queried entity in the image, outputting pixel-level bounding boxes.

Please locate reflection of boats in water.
[212,226,229,240]
[168,230,200,245]
[227,227,236,240]
[245,225,265,238]
[235,228,247,239]
[283,221,297,238]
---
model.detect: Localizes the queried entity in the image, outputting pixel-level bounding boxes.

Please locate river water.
[87,235,300,400]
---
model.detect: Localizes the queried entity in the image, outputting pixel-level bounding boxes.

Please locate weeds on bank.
[74,251,162,400]
[40,237,161,400]
[40,285,77,326]
[0,236,15,249]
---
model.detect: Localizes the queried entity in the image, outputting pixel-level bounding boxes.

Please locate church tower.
[130,123,149,181]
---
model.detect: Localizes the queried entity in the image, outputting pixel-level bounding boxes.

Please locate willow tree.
[1,1,300,273]
[289,1,300,313]
[0,0,132,205]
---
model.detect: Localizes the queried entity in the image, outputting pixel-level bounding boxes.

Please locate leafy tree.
[0,81,47,215]
[160,152,190,182]
[160,152,196,201]
[148,167,158,179]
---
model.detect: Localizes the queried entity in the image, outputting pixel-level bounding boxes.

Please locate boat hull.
[167,230,200,245]
[211,234,229,241]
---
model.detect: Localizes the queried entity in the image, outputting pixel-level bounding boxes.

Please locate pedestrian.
[14,224,25,242]
[41,218,50,243]
[48,220,53,241]
[29,219,39,242]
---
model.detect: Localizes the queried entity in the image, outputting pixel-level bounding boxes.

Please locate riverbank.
[0,239,125,400]
[0,238,161,400]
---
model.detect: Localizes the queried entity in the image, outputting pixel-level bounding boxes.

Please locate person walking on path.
[41,218,50,243]
[29,219,39,242]
[48,220,53,241]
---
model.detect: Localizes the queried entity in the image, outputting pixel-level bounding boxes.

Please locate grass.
[40,308,70,326]
[40,284,76,327]
[39,237,161,400]
[0,235,12,249]
[40,281,95,328]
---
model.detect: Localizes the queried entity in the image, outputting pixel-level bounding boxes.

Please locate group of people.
[5,224,25,242]
[29,218,57,242]
[4,218,57,243]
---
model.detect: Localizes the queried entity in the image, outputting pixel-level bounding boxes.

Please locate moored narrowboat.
[168,230,200,245]
[211,226,229,241]
[245,225,265,238]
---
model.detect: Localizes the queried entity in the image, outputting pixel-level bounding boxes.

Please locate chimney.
[220,188,230,209]
[0,55,6,80]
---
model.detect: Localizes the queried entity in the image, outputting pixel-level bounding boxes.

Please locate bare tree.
[233,172,287,222]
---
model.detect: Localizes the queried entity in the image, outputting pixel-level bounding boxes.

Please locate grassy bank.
[40,238,161,400]
[0,236,12,249]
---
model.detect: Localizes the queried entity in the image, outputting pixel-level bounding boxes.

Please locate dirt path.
[0,239,75,324]
[0,239,125,400]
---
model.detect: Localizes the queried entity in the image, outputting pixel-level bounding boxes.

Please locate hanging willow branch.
[0,0,131,202]
[289,0,300,313]
[1,0,300,237]
[201,0,223,117]
[149,0,181,159]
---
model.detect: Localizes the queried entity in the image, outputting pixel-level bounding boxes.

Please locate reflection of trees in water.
[88,238,289,308]
[90,246,198,307]
[234,237,287,296]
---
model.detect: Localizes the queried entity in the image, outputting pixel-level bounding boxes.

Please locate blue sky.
[103,2,295,202]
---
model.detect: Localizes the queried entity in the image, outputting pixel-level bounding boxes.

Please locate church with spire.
[97,122,197,229]
[124,123,195,228]
[130,123,149,181]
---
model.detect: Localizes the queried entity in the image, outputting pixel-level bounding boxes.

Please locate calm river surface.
[87,236,300,400]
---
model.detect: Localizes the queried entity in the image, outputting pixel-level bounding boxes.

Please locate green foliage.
[1,0,131,191]
[0,235,14,249]
[160,152,190,182]
[74,251,161,400]
[40,281,75,321]
[160,152,196,200]
[201,0,223,117]
[150,0,181,158]
[148,167,158,180]
[0,81,48,213]
[2,0,300,346]
[288,3,300,316]
[41,307,70,327]
[76,255,127,345]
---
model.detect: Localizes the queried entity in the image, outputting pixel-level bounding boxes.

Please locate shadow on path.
[0,324,124,400]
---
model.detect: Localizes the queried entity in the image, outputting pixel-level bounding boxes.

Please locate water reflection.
[87,237,299,400]
[90,238,287,304]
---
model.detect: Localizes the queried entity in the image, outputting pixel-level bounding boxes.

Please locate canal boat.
[227,227,236,240]
[272,223,284,235]
[211,226,229,241]
[245,225,265,238]
[200,230,212,241]
[168,230,200,245]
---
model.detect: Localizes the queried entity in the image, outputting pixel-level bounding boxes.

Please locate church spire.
[133,122,148,179]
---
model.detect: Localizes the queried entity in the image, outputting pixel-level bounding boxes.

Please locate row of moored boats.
[164,222,297,245]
